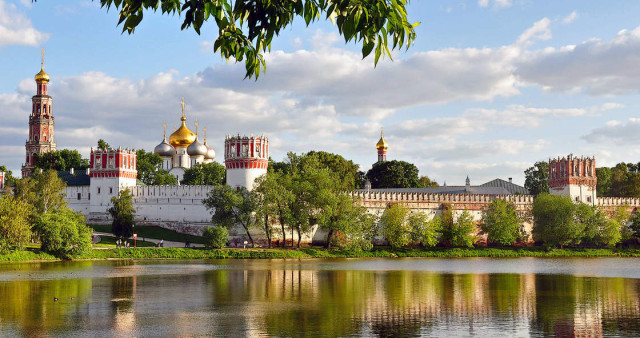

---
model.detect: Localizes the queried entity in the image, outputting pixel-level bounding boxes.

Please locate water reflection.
[0,259,639,337]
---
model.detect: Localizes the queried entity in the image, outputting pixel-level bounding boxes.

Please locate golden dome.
[169,117,196,148]
[35,68,50,83]
[376,128,388,150]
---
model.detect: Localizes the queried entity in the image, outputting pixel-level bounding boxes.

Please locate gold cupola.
[169,98,196,148]
[376,128,388,150]
[35,49,50,83]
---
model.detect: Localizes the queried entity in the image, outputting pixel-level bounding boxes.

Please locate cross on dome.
[41,48,45,68]
[180,97,186,118]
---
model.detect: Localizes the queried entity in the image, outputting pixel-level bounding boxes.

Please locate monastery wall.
[64,185,640,244]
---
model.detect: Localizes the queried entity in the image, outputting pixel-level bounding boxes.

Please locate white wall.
[227,168,266,191]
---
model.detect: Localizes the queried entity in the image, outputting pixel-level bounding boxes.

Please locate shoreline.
[1,247,640,263]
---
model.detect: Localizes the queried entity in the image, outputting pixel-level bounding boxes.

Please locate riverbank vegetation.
[1,170,93,258]
[2,246,640,263]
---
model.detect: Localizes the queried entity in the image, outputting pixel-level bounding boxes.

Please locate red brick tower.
[22,50,56,177]
[549,154,597,205]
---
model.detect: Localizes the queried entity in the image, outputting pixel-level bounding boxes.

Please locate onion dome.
[154,136,175,157]
[35,68,50,83]
[35,49,50,83]
[187,136,208,157]
[204,140,216,160]
[376,128,388,150]
[169,116,196,148]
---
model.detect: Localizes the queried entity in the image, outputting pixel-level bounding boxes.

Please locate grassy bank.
[89,224,206,244]
[3,247,640,263]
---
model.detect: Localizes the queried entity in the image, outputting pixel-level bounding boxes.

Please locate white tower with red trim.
[89,147,137,213]
[224,134,268,190]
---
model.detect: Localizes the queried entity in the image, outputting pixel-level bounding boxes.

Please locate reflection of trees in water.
[204,268,640,337]
[0,265,93,336]
[1,261,640,337]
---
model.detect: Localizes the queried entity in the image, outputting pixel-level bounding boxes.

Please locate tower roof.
[169,98,196,148]
[35,49,50,83]
[376,128,388,150]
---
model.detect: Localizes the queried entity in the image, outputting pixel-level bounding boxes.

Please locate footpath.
[92,231,204,248]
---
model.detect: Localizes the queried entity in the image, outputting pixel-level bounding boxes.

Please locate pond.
[0,258,639,337]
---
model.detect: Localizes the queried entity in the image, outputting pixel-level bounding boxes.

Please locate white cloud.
[516,18,552,47]
[582,118,640,145]
[390,104,595,141]
[517,25,640,95]
[563,11,579,24]
[0,0,49,47]
[478,0,511,8]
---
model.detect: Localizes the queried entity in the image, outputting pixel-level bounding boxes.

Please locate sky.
[2,0,640,186]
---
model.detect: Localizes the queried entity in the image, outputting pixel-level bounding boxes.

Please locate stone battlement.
[129,185,213,199]
[351,191,534,211]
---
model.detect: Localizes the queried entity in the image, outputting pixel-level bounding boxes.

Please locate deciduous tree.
[136,150,178,185]
[481,199,522,246]
[90,0,418,79]
[14,170,67,215]
[108,188,136,240]
[34,208,92,258]
[380,203,411,248]
[33,149,89,172]
[532,193,583,248]
[524,161,549,196]
[182,162,226,186]
[0,195,32,253]
[204,185,257,247]
[366,160,421,189]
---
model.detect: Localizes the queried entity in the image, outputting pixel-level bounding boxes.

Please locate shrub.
[380,204,411,248]
[441,205,476,247]
[203,226,228,249]
[409,213,441,248]
[34,208,92,258]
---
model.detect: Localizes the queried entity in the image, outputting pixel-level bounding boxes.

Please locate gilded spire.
[180,97,186,121]
[204,126,207,142]
[35,48,50,83]
[162,121,167,139]
[194,118,199,136]
[376,127,388,150]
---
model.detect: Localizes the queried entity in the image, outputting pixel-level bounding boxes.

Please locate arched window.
[575,165,579,175]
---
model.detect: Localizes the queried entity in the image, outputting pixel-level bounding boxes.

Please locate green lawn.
[94,235,156,248]
[90,224,206,244]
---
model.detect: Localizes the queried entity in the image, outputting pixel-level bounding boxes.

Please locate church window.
[230,145,235,157]
[587,196,591,202]
[242,144,249,157]
[110,187,113,194]
[575,197,579,202]
[98,188,101,194]
[108,157,114,168]
[575,165,579,175]
[95,157,101,168]
[77,193,81,200]
[255,144,260,155]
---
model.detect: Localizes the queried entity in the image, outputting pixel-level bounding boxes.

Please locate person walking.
[159,239,164,248]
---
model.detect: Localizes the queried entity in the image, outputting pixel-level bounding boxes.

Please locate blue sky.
[2,0,640,185]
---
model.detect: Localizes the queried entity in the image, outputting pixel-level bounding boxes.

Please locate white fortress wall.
[65,186,90,215]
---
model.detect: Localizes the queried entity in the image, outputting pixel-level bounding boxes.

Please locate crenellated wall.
[352,191,534,211]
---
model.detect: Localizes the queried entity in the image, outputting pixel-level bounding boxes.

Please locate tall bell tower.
[376,128,388,162]
[22,49,56,177]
